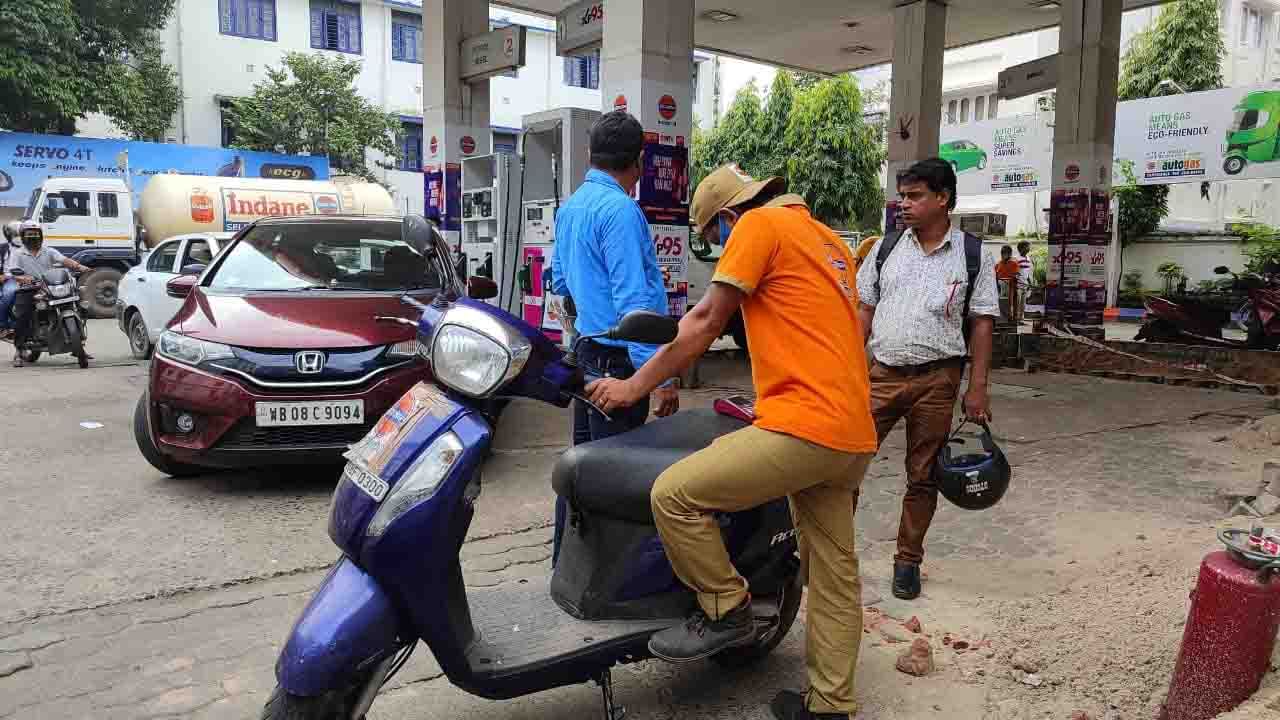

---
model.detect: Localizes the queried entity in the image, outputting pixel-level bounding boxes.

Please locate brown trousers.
[859,360,963,565]
[652,425,873,714]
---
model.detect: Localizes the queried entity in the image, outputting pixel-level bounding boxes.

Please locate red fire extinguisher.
[1160,529,1280,720]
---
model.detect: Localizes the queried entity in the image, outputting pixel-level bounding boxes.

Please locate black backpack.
[873,230,984,345]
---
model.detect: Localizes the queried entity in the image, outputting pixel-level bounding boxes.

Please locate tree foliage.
[1117,0,1224,100]
[691,72,884,229]
[785,76,884,229]
[100,40,183,141]
[224,53,401,181]
[0,0,179,134]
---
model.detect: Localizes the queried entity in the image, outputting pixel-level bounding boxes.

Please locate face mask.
[718,214,733,246]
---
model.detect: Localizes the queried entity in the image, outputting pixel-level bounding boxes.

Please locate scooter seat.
[552,409,749,524]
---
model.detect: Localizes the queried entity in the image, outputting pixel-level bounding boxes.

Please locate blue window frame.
[563,51,600,90]
[220,0,277,41]
[399,122,423,172]
[310,0,362,55]
[392,12,422,63]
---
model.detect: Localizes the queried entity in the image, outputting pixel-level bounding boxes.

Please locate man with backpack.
[855,158,999,601]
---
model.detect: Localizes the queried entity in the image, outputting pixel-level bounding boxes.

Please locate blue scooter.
[264,216,803,719]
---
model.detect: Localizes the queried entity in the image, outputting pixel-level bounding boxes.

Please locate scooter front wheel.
[260,685,366,720]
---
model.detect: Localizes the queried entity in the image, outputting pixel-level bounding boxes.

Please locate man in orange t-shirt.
[588,164,876,720]
[994,245,1021,320]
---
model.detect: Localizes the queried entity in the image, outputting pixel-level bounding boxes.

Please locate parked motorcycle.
[262,218,801,720]
[7,266,91,367]
[1135,266,1279,351]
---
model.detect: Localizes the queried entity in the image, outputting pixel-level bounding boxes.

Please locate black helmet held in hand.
[933,421,1011,511]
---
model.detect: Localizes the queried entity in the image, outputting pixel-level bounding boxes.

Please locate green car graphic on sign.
[940,140,988,173]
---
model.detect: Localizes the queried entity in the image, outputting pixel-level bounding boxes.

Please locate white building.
[76,1,640,215]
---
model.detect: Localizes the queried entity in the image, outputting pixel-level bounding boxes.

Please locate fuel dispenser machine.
[460,153,523,308]
[516,108,600,342]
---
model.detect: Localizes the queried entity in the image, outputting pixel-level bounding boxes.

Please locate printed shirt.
[550,170,669,370]
[1017,256,1033,285]
[713,205,877,454]
[10,246,66,278]
[856,226,999,367]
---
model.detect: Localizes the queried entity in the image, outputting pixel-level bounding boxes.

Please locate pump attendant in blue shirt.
[549,110,678,563]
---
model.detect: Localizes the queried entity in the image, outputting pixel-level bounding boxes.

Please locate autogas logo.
[658,95,677,122]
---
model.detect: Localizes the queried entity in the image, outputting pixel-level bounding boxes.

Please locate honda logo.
[294,351,326,375]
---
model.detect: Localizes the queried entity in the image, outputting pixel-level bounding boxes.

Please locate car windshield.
[207,220,444,292]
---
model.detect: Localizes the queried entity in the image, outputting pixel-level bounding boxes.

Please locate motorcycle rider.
[588,164,877,720]
[8,224,90,367]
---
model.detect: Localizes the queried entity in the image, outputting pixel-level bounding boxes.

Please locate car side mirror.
[467,276,498,300]
[166,274,198,298]
[608,310,678,345]
[180,263,207,277]
[1213,265,1231,275]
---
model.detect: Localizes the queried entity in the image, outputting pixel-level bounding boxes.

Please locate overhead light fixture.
[701,9,739,22]
[844,21,861,29]
[1029,0,1061,9]
[842,45,874,55]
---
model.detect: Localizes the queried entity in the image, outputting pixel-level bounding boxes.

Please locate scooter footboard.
[276,558,405,697]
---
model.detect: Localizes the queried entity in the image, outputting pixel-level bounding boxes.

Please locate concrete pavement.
[1,321,1275,718]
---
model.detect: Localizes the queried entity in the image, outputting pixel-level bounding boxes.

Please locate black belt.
[877,356,966,377]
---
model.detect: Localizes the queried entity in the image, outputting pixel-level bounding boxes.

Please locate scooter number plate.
[344,463,389,502]
[48,297,78,306]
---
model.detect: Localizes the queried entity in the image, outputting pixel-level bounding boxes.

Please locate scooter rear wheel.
[710,573,803,669]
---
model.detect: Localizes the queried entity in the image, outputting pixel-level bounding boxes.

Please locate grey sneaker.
[12,352,23,368]
[648,601,754,663]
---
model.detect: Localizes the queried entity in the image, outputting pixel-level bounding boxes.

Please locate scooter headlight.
[366,431,464,538]
[47,283,73,299]
[429,305,530,398]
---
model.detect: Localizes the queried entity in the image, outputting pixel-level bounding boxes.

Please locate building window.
[947,100,958,124]
[311,0,362,55]
[98,193,120,219]
[1242,5,1264,48]
[960,98,970,123]
[399,122,422,171]
[988,94,999,119]
[392,11,422,63]
[219,100,238,148]
[974,95,986,123]
[220,0,277,41]
[563,50,600,90]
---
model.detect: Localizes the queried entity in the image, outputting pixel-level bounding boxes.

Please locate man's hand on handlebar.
[585,377,647,415]
[652,384,680,418]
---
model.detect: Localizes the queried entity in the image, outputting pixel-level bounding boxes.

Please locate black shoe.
[769,690,849,720]
[892,562,921,600]
[648,601,754,663]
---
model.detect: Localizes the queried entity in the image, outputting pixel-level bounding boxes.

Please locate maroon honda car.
[134,215,455,476]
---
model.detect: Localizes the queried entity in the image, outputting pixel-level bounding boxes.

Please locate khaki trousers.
[651,425,873,714]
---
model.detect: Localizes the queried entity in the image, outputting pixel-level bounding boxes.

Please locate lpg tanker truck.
[13,175,395,317]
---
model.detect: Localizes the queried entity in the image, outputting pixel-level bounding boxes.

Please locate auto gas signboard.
[938,114,1051,196]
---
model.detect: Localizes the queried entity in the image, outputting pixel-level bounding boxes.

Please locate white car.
[116,232,233,360]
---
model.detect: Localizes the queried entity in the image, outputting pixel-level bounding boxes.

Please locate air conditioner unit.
[954,212,1007,237]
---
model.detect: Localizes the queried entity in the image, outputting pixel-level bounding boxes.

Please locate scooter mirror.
[467,276,498,300]
[1213,266,1231,275]
[608,310,678,345]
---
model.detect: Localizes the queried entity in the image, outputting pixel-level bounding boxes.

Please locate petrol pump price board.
[651,223,688,291]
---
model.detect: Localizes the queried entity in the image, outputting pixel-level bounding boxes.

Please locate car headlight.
[48,283,73,298]
[430,305,531,398]
[366,431,464,538]
[156,330,235,366]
